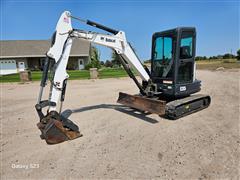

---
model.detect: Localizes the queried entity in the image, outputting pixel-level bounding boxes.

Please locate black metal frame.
[150,27,200,98]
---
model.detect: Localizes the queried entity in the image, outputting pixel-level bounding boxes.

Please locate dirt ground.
[1,69,239,179]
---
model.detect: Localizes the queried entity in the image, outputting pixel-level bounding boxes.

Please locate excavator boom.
[36,11,154,144]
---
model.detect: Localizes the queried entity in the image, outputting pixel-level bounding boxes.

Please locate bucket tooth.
[117,92,166,115]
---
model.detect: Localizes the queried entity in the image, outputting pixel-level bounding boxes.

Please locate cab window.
[177,33,194,84]
[180,37,192,59]
[152,36,173,78]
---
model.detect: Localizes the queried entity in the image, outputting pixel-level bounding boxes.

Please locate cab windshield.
[152,36,173,78]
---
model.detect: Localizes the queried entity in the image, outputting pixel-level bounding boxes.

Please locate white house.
[0,39,91,75]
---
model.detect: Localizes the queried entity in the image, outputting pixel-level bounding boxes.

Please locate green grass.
[0,73,21,83]
[2,59,238,83]
[68,70,90,80]
[31,71,43,81]
[0,68,129,83]
[98,68,128,78]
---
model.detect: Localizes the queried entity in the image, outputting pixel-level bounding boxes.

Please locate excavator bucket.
[37,111,82,144]
[117,92,166,115]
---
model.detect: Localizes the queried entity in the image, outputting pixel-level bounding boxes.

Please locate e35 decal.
[180,86,186,91]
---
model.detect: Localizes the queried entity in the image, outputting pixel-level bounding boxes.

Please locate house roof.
[0,39,90,58]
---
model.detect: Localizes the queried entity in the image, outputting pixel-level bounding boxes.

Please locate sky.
[1,0,239,61]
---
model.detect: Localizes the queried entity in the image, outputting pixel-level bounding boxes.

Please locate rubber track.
[165,94,211,120]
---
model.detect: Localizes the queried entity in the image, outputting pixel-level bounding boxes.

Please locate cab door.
[151,29,177,83]
[174,28,200,97]
[177,29,196,84]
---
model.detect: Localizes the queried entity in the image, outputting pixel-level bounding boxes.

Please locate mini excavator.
[35,11,211,144]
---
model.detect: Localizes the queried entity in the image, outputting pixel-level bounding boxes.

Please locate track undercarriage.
[117,92,211,120]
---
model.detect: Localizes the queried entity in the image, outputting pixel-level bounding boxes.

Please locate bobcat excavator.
[35,11,211,144]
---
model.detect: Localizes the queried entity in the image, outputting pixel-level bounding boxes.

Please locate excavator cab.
[151,27,201,98]
[119,27,210,119]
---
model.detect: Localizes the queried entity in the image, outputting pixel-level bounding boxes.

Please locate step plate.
[117,92,166,115]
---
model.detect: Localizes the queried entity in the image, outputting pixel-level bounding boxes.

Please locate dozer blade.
[37,111,82,144]
[117,92,166,115]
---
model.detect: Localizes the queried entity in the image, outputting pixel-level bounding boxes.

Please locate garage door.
[0,60,17,75]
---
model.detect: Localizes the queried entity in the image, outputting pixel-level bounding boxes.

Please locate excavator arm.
[36,11,152,144]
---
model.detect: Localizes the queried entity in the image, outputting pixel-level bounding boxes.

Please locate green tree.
[105,60,113,67]
[223,53,233,59]
[111,50,121,67]
[237,49,240,60]
[144,59,151,63]
[195,56,203,60]
[85,46,101,70]
[90,46,100,63]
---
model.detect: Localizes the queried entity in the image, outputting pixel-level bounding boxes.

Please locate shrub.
[223,59,236,63]
[85,61,101,70]
[105,60,113,68]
